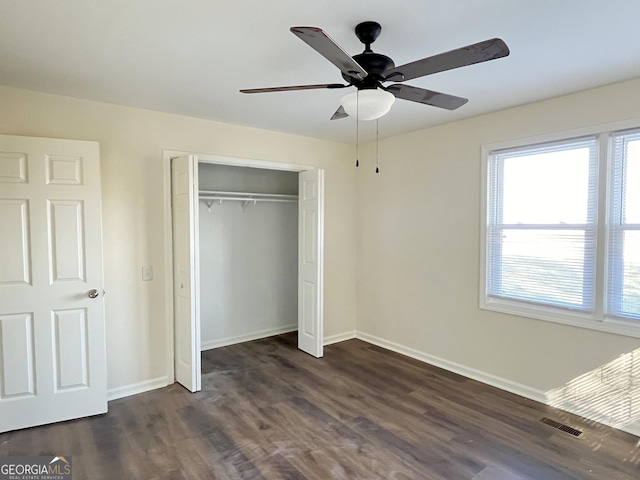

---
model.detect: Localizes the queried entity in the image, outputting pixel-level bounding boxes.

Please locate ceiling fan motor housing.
[350,52,395,85]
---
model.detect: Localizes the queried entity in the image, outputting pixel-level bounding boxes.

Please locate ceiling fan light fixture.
[341,89,395,121]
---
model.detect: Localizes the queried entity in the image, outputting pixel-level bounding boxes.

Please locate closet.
[198,163,299,350]
[169,153,324,393]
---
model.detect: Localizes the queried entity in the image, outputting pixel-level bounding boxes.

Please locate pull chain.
[375,118,380,173]
[355,90,360,167]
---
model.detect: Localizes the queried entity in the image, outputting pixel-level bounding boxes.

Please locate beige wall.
[357,78,640,430]
[0,85,357,391]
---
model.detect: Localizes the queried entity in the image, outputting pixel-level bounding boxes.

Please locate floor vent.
[539,417,583,437]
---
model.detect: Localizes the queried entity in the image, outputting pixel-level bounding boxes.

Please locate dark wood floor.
[1,333,639,479]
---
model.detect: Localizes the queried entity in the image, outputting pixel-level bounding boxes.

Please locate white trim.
[165,149,314,172]
[198,154,313,172]
[107,376,168,402]
[201,328,358,350]
[201,327,358,351]
[355,331,640,438]
[201,325,297,351]
[594,132,610,320]
[324,330,357,345]
[479,143,490,324]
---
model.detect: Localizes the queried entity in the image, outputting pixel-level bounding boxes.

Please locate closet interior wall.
[198,163,299,350]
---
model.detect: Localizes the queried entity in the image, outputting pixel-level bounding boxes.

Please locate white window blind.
[608,130,640,320]
[486,137,598,311]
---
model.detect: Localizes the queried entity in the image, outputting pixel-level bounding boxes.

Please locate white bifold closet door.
[298,169,324,358]
[171,155,201,392]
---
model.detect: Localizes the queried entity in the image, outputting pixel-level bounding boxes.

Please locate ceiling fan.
[240,21,510,121]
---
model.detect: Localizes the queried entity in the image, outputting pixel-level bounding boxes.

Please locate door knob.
[88,289,99,299]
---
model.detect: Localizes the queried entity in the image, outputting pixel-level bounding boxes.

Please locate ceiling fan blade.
[330,105,348,120]
[384,38,510,82]
[240,83,348,94]
[291,26,368,81]
[387,84,468,110]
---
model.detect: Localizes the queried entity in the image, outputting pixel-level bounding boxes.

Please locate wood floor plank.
[0,332,638,479]
[253,453,307,480]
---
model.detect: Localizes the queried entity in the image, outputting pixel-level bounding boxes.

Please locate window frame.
[480,119,640,339]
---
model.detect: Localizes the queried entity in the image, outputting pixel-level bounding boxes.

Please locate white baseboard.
[622,423,640,437]
[202,327,357,350]
[324,330,356,345]
[355,331,640,438]
[107,376,168,401]
[201,324,297,351]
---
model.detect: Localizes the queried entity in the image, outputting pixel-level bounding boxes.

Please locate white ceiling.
[2,1,640,144]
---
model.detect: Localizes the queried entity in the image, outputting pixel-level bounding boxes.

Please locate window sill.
[480,297,640,339]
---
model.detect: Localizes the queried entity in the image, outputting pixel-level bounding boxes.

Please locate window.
[482,126,640,336]
[608,130,640,320]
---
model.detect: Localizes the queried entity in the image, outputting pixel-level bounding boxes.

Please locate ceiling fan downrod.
[355,21,382,53]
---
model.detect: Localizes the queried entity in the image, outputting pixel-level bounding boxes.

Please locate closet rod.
[199,189,297,198]
[199,190,298,203]
[199,195,297,203]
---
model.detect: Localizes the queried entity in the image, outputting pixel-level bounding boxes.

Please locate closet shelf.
[199,190,298,211]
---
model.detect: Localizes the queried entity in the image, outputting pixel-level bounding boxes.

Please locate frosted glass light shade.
[341,89,395,121]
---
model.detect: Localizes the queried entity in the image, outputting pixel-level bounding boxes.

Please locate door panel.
[48,200,86,282]
[52,308,89,391]
[0,134,106,433]
[46,155,83,185]
[302,281,317,336]
[0,313,35,398]
[298,169,324,357]
[0,199,31,285]
[171,155,201,392]
[0,152,28,183]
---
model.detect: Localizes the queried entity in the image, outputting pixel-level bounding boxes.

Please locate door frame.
[162,150,318,384]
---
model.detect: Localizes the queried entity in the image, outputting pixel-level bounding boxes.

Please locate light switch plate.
[142,265,153,281]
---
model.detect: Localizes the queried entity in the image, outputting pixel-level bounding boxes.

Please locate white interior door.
[171,155,201,392]
[298,169,324,357]
[0,134,107,433]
